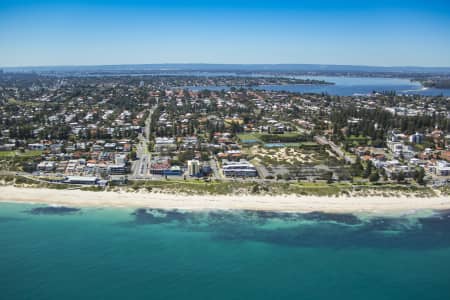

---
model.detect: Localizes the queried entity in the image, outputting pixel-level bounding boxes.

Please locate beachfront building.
[222,160,258,177]
[150,158,171,175]
[150,158,183,176]
[64,176,98,185]
[107,164,127,175]
[187,159,201,176]
[109,175,128,185]
[383,161,415,179]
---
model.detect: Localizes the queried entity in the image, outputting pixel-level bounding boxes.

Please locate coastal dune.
[1,186,450,214]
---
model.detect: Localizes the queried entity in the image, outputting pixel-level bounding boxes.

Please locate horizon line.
[3,62,450,70]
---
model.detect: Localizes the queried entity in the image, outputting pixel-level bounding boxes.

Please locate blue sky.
[1,0,450,67]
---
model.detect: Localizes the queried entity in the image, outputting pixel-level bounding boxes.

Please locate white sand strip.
[1,186,450,214]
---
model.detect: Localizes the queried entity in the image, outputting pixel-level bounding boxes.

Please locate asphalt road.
[131,106,157,179]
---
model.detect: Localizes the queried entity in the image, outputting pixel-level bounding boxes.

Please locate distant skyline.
[1,0,450,67]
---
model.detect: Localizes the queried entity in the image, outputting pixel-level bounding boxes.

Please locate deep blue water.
[2,203,450,300]
[184,76,450,96]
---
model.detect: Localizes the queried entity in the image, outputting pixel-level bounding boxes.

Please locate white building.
[435,161,450,176]
[222,160,258,177]
[64,176,98,185]
[187,160,200,176]
[37,161,56,172]
[409,132,424,144]
[154,137,177,152]
[115,153,127,165]
[28,143,44,150]
[387,141,416,159]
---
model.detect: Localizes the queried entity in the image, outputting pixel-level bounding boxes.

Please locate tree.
[178,150,195,163]
[324,171,333,184]
[350,156,364,177]
[397,171,405,183]
[129,150,137,161]
[379,167,387,181]
[414,167,426,185]
[363,160,373,179]
[369,171,380,182]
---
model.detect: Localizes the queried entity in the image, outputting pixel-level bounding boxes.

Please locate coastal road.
[131,105,157,179]
[132,140,150,178]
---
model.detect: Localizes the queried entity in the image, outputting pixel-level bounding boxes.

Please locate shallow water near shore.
[2,202,450,300]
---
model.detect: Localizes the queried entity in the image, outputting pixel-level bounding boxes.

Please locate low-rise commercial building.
[222,160,258,177]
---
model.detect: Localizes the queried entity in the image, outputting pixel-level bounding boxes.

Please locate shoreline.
[1,186,450,215]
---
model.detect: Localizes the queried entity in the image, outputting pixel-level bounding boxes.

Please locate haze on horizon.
[1,0,450,68]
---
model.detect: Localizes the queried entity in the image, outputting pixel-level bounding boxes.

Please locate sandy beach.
[0,185,450,214]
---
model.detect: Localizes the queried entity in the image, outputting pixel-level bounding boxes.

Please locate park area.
[243,144,349,181]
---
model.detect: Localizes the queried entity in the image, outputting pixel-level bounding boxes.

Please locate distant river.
[184,76,450,96]
[2,202,450,300]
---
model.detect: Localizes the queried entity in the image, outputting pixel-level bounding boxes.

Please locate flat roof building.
[64,176,98,185]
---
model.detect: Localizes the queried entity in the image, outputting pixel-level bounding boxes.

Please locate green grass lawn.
[127,179,435,197]
[2,173,436,197]
[345,135,372,146]
[0,151,15,157]
[0,150,43,158]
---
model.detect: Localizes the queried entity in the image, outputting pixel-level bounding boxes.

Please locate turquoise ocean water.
[2,202,450,300]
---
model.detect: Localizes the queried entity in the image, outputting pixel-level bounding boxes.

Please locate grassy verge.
[0,150,43,158]
[0,175,439,197]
